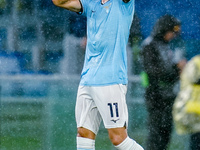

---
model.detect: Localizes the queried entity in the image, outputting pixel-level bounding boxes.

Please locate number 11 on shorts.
[108,103,119,118]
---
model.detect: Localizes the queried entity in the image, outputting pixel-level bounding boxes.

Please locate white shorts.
[75,84,128,135]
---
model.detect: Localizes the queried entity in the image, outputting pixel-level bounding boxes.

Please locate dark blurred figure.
[173,55,200,150]
[128,13,143,75]
[68,12,87,38]
[140,14,187,150]
[60,13,87,75]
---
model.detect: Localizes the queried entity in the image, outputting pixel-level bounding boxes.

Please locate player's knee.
[77,127,96,139]
[109,134,125,146]
[108,127,127,146]
[77,127,89,137]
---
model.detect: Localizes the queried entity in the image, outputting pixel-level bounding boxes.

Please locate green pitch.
[0,81,189,150]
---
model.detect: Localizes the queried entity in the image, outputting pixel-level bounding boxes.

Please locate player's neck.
[101,0,109,5]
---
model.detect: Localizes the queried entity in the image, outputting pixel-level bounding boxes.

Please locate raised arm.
[52,0,82,12]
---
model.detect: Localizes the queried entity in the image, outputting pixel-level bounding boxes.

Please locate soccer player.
[52,0,144,149]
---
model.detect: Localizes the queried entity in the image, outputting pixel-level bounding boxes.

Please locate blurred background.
[0,0,199,149]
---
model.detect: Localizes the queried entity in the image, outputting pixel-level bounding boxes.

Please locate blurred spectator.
[128,13,143,75]
[68,12,87,38]
[59,13,86,75]
[129,13,142,47]
[140,14,187,150]
[136,0,200,60]
[173,55,200,150]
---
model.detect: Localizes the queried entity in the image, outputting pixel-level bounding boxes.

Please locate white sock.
[77,137,95,150]
[115,137,144,150]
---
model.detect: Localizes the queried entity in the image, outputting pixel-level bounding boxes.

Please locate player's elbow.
[52,0,59,6]
[52,0,65,7]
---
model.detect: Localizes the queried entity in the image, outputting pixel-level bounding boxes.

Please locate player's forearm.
[52,0,81,12]
[52,0,68,7]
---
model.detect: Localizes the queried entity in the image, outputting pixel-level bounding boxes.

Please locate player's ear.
[123,0,131,3]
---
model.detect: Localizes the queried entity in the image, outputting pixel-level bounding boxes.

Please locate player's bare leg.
[77,127,96,150]
[77,127,96,139]
[108,127,144,150]
[107,127,127,145]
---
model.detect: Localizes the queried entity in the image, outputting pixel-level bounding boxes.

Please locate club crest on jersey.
[104,3,111,13]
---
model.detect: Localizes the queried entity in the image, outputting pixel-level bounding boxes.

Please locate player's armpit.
[122,0,131,3]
